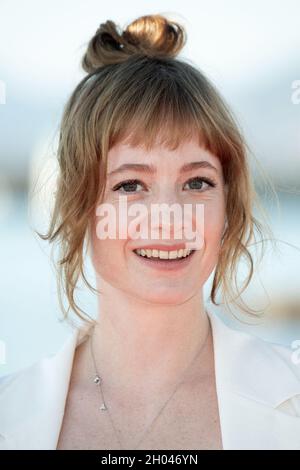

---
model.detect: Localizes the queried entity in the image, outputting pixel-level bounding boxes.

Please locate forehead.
[107,137,222,173]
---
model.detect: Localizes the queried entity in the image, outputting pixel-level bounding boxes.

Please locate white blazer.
[1,310,300,450]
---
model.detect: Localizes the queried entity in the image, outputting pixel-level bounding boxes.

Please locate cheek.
[204,204,225,240]
[191,202,225,286]
[191,191,226,245]
[201,199,226,260]
[90,218,126,281]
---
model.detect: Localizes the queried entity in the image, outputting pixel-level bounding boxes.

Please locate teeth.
[159,250,169,259]
[134,248,193,259]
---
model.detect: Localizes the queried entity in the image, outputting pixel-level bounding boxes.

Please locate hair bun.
[82,14,187,73]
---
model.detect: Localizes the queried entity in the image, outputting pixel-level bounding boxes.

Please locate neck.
[79,279,211,402]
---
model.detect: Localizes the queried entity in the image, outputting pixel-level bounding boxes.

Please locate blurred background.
[0,0,300,376]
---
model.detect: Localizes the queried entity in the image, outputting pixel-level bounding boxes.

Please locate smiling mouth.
[133,248,195,261]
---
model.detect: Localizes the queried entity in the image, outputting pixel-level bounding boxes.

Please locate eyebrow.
[107,161,218,176]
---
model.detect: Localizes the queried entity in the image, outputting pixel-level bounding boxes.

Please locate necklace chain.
[89,317,210,450]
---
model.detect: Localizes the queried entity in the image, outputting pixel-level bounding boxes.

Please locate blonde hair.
[38,14,273,323]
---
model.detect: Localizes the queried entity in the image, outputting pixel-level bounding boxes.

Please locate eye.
[112,179,146,193]
[183,176,216,191]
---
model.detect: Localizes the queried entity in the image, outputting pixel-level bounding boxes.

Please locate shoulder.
[0,329,74,388]
[0,320,93,391]
[208,309,300,409]
[0,322,94,449]
[208,307,298,367]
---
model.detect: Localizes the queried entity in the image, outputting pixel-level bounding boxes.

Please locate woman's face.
[90,136,227,304]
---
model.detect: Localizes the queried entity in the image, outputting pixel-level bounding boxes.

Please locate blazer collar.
[0,311,299,449]
[207,309,300,449]
[0,327,79,449]
[207,309,300,408]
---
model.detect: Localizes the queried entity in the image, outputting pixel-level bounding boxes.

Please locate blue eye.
[183,176,216,191]
[112,179,145,193]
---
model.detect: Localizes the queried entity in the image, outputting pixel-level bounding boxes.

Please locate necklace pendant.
[100,403,107,411]
[94,375,101,384]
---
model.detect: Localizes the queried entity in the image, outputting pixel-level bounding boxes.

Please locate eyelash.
[112,176,217,193]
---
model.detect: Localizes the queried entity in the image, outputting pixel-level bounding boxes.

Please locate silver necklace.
[89,318,210,450]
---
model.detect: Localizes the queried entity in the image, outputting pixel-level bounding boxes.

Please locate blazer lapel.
[219,393,300,449]
[208,309,300,450]
[0,329,78,449]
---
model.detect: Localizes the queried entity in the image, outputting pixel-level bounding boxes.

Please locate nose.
[145,184,204,249]
[152,182,182,206]
[146,185,188,242]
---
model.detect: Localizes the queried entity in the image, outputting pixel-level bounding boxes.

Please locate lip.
[132,248,196,271]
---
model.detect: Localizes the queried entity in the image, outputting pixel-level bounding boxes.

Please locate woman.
[0,14,300,450]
